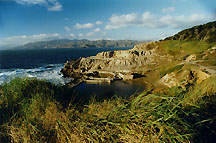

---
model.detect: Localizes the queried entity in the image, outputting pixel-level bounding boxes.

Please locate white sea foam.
[0,64,72,85]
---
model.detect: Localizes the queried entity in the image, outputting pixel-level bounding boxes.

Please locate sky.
[0,0,215,48]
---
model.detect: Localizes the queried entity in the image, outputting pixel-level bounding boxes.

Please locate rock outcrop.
[61,42,168,82]
[160,67,212,88]
[61,21,216,86]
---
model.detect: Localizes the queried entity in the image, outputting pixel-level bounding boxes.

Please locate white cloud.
[159,14,211,28]
[140,11,160,28]
[47,2,62,11]
[95,21,103,25]
[94,28,101,32]
[78,33,84,37]
[86,32,94,37]
[74,23,94,29]
[14,0,62,11]
[64,26,71,32]
[162,7,175,13]
[0,33,64,48]
[69,33,75,38]
[105,12,213,30]
[14,0,46,5]
[105,13,138,30]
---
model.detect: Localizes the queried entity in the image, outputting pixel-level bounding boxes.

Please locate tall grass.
[0,77,216,142]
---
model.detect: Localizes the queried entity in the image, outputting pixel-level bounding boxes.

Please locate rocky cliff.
[61,21,216,87]
[61,42,216,87]
[61,42,170,82]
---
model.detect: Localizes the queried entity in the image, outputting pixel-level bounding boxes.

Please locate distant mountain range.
[14,39,148,49]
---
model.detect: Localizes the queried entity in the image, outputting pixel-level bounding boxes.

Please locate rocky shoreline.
[60,42,167,85]
[61,40,216,90]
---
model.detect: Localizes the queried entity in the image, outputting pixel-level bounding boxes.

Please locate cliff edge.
[61,42,171,82]
[61,21,216,88]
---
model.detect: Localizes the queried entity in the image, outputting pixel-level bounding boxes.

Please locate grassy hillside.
[1,77,216,142]
[153,22,216,76]
[158,40,213,59]
[165,21,216,43]
[160,40,212,54]
[159,21,216,57]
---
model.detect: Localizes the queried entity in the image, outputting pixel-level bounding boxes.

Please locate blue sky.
[0,0,215,48]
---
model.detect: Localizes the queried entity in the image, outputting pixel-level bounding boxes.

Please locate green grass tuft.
[1,77,216,142]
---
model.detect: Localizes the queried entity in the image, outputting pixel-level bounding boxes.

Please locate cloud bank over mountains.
[0,33,64,48]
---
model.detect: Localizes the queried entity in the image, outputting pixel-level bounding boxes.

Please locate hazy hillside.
[15,39,145,49]
[165,21,216,43]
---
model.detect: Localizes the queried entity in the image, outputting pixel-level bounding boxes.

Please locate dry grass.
[0,77,216,142]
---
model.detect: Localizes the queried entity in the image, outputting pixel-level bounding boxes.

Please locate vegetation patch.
[164,21,216,43]
[159,40,212,58]
[0,77,216,142]
[160,64,184,77]
[197,60,216,66]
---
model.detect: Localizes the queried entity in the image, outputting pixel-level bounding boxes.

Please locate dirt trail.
[185,60,216,75]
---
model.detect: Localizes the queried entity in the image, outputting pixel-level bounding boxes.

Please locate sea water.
[0,48,130,84]
[0,47,145,97]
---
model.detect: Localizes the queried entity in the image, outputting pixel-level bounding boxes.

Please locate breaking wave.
[0,64,72,85]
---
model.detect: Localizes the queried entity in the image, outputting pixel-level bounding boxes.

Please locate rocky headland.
[61,42,167,84]
[61,21,216,89]
[1,21,216,143]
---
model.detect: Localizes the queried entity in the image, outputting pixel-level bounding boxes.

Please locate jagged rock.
[160,68,212,88]
[160,73,181,88]
[186,54,196,62]
[61,42,167,81]
[118,73,134,80]
[196,70,211,83]
[202,46,216,60]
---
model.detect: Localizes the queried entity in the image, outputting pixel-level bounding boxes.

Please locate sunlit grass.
[159,40,212,58]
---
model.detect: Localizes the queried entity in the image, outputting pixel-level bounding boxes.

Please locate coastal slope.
[61,21,216,88]
[1,21,216,143]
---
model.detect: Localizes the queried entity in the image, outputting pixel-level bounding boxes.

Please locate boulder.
[160,73,180,88]
[186,54,196,62]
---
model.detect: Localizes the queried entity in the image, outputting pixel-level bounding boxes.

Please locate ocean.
[0,47,145,97]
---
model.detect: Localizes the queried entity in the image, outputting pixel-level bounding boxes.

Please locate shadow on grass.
[187,95,216,142]
[1,77,216,142]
